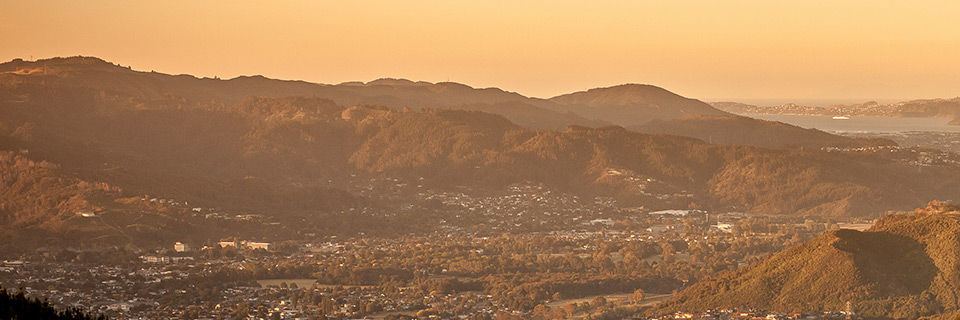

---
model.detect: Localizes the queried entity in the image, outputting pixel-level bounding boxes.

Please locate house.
[174,242,191,252]
[75,211,97,218]
[649,209,691,216]
[1,260,24,272]
[712,223,734,233]
[107,303,132,312]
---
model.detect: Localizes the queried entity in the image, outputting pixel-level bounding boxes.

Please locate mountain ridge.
[3,56,959,249]
[2,56,894,148]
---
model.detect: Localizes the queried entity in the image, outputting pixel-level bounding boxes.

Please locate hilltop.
[654,201,960,319]
[548,84,729,127]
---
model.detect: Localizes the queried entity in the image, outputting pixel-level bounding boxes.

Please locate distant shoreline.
[709,98,909,107]
[751,114,960,133]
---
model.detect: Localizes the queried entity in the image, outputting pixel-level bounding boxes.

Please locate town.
[1,179,877,319]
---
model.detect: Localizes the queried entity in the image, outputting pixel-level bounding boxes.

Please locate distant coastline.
[711,98,960,120]
[752,114,960,133]
[707,98,907,108]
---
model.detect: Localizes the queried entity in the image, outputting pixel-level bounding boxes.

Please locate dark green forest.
[0,286,104,320]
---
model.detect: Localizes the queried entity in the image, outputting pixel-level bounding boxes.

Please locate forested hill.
[1,56,894,149]
[0,57,603,130]
[2,56,959,249]
[655,201,960,319]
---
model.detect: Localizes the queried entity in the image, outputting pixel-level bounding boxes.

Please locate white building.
[246,242,273,251]
[174,242,191,252]
[711,223,734,232]
[589,218,615,226]
[75,211,97,218]
[649,209,691,216]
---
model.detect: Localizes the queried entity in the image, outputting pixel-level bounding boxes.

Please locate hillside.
[709,101,763,115]
[894,98,960,118]
[655,201,960,319]
[0,150,306,251]
[630,114,895,149]
[548,84,729,126]
[3,57,960,249]
[4,57,879,146]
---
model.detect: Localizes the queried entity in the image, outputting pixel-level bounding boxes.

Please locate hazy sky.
[2,1,959,101]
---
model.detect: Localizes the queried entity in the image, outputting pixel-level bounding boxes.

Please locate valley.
[1,57,959,320]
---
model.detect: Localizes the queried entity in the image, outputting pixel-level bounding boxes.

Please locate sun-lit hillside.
[656,201,960,319]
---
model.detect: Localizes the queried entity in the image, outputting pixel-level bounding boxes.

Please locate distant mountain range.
[0,57,899,148]
[655,201,960,319]
[2,56,959,249]
[712,99,960,121]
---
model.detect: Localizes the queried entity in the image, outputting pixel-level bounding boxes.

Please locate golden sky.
[2,0,959,101]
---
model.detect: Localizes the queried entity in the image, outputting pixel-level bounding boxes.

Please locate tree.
[179,306,200,320]
[549,308,568,319]
[233,302,250,318]
[661,242,675,263]
[591,296,608,309]
[532,304,551,318]
[630,288,645,304]
[0,286,106,320]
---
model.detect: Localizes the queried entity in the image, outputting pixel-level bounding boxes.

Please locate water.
[752,115,960,133]
[714,98,906,107]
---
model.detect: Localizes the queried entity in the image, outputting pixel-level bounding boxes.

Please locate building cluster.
[0,261,192,318]
[218,240,274,251]
[822,145,960,167]
[0,173,889,320]
[2,255,558,319]
[645,309,858,319]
